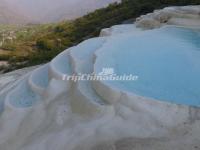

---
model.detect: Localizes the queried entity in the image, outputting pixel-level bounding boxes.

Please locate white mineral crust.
[0,5,200,150]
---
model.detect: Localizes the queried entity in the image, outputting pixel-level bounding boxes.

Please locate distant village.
[0,28,30,47]
[0,30,17,47]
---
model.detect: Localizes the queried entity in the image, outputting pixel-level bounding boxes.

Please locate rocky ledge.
[136,5,200,29]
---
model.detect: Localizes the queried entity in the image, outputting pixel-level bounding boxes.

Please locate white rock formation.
[0,5,200,150]
[136,5,200,29]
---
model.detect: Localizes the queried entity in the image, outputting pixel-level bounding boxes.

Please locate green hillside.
[0,0,200,72]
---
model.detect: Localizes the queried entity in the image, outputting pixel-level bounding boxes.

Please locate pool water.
[10,79,40,108]
[95,26,200,106]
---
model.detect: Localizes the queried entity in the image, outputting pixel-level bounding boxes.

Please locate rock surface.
[0,5,200,150]
[136,5,200,29]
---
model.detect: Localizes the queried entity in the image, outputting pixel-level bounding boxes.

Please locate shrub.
[36,38,54,51]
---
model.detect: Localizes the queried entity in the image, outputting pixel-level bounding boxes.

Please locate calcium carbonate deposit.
[0,5,200,150]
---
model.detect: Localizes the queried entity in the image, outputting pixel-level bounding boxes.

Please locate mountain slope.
[5,0,121,23]
[42,0,121,22]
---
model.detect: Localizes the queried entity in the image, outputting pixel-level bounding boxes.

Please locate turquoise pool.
[95,26,200,106]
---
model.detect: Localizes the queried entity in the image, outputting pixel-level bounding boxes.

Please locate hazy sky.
[2,0,121,22]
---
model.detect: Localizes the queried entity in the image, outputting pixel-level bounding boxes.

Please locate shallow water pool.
[95,26,200,106]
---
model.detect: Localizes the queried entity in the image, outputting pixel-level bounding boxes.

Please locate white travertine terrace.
[135,5,200,29]
[0,5,200,150]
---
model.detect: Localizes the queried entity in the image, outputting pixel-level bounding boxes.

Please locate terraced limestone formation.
[136,5,200,29]
[0,5,200,150]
